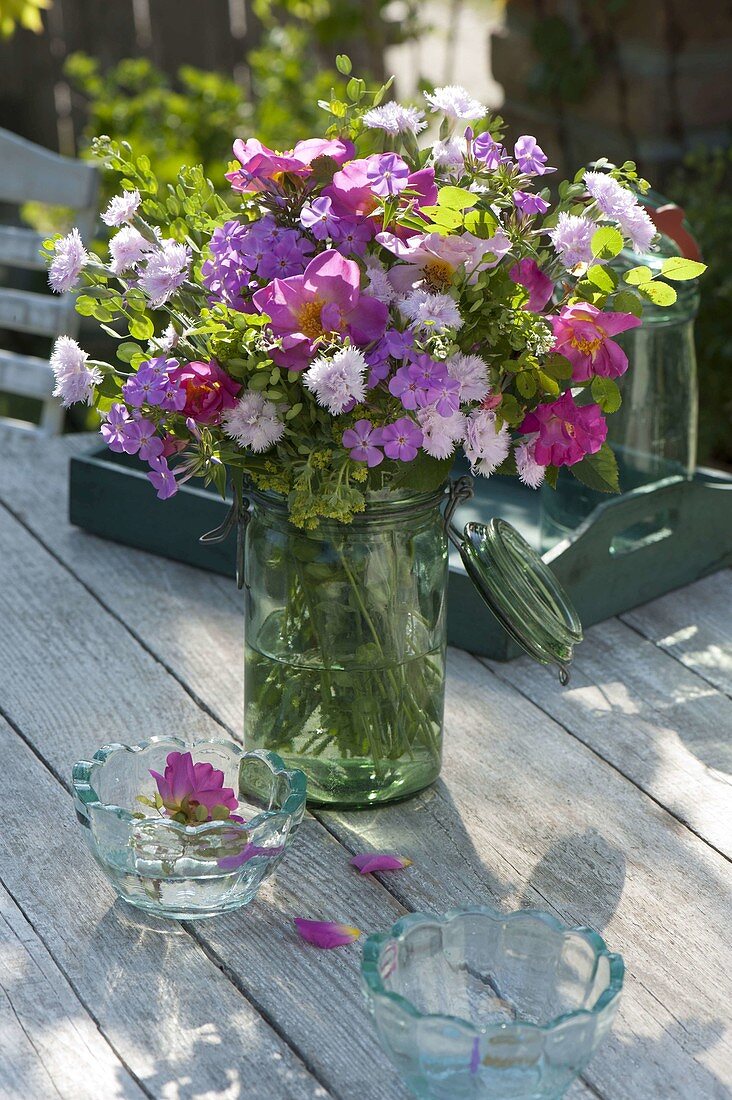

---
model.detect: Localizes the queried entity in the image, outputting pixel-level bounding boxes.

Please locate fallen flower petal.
[293,918,361,949]
[350,853,413,874]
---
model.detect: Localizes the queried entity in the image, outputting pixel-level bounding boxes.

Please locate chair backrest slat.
[0,127,99,435]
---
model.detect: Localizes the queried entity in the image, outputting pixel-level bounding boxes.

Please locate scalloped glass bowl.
[361,907,623,1100]
[72,738,306,920]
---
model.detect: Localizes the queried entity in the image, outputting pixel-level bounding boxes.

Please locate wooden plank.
[325,651,732,1100]
[622,571,732,697]
[0,287,72,338]
[0,882,148,1100]
[0,349,55,401]
[0,719,327,1100]
[0,225,47,270]
[0,128,97,209]
[484,616,732,855]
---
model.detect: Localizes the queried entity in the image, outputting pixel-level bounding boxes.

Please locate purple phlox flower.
[362,102,426,136]
[381,416,423,462]
[303,347,368,414]
[509,258,554,313]
[417,406,466,459]
[342,418,385,467]
[422,374,461,417]
[147,455,178,500]
[50,335,101,407]
[150,750,239,823]
[514,135,554,176]
[463,408,511,476]
[400,289,462,333]
[445,353,490,402]
[364,340,391,387]
[222,390,285,452]
[48,228,88,293]
[258,232,314,280]
[382,328,414,361]
[99,403,132,453]
[513,190,550,217]
[365,153,410,198]
[515,435,546,488]
[300,196,341,241]
[332,217,372,258]
[122,417,165,463]
[409,354,451,409]
[139,239,191,307]
[548,212,596,270]
[388,363,422,410]
[424,85,486,121]
[101,190,141,227]
[122,362,170,407]
[472,133,511,170]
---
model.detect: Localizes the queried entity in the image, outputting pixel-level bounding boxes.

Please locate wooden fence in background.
[0,0,257,157]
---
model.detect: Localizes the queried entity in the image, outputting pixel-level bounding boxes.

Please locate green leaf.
[542,353,573,380]
[117,342,143,364]
[75,295,96,317]
[623,265,653,286]
[536,371,560,396]
[128,315,155,340]
[591,226,624,260]
[613,288,644,317]
[586,264,617,293]
[95,373,122,400]
[590,376,622,413]
[462,208,498,239]
[571,442,620,493]
[660,256,707,281]
[390,452,452,492]
[335,54,352,75]
[638,280,677,307]
[544,465,559,490]
[420,206,463,230]
[516,371,537,398]
[437,186,478,211]
[497,393,522,426]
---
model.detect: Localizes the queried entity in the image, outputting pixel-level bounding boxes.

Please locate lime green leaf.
[586,265,617,293]
[463,208,499,238]
[659,256,707,281]
[117,342,143,364]
[591,226,624,260]
[437,186,478,211]
[516,371,537,398]
[335,54,352,75]
[613,288,644,316]
[544,465,559,489]
[536,371,560,395]
[421,206,463,230]
[95,373,122,400]
[638,281,677,307]
[571,442,620,493]
[75,295,96,317]
[624,265,653,286]
[498,393,523,426]
[128,316,155,341]
[590,376,622,413]
[542,353,573,380]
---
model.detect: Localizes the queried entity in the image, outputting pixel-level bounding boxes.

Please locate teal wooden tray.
[69,447,732,660]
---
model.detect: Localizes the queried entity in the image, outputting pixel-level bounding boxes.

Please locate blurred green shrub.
[669,146,732,466]
[0,0,51,38]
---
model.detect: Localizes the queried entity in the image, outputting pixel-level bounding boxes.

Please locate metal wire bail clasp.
[199,493,250,590]
[444,475,474,550]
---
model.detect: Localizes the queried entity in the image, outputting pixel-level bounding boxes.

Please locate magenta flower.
[147,455,178,500]
[293,918,361,949]
[509,258,553,313]
[551,302,641,381]
[225,136,353,193]
[324,160,437,222]
[520,392,608,467]
[365,152,410,197]
[252,250,388,371]
[381,417,423,462]
[342,419,385,467]
[167,360,241,424]
[350,853,412,874]
[513,190,549,217]
[150,750,239,824]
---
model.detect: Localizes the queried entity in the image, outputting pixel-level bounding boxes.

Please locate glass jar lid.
[446,481,582,682]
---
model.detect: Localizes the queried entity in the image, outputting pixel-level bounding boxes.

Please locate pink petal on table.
[293,918,361,949]
[350,853,412,874]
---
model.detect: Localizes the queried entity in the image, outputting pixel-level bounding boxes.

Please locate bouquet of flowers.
[45,60,704,528]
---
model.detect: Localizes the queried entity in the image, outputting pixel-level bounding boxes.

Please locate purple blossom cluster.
[202,216,314,309]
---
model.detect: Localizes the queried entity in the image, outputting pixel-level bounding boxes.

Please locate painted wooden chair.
[0,128,99,433]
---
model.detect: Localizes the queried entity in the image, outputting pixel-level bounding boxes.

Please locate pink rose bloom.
[552,302,641,381]
[509,258,553,313]
[520,391,607,467]
[150,750,239,823]
[167,359,240,424]
[324,158,437,224]
[252,250,389,371]
[377,230,506,294]
[226,137,353,193]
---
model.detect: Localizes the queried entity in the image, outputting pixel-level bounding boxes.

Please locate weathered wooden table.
[0,427,730,1100]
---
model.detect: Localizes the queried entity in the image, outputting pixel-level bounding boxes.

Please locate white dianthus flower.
[617,203,656,254]
[417,406,466,459]
[101,190,141,227]
[424,85,486,121]
[138,239,191,307]
[515,437,546,489]
[48,228,88,293]
[303,347,367,414]
[222,391,285,453]
[109,226,152,274]
[463,408,511,476]
[400,290,463,334]
[431,137,467,169]
[362,102,426,136]
[364,258,396,304]
[445,353,490,402]
[50,336,102,407]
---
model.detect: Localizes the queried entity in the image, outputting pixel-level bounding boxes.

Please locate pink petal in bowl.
[350,853,412,875]
[293,918,361,949]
